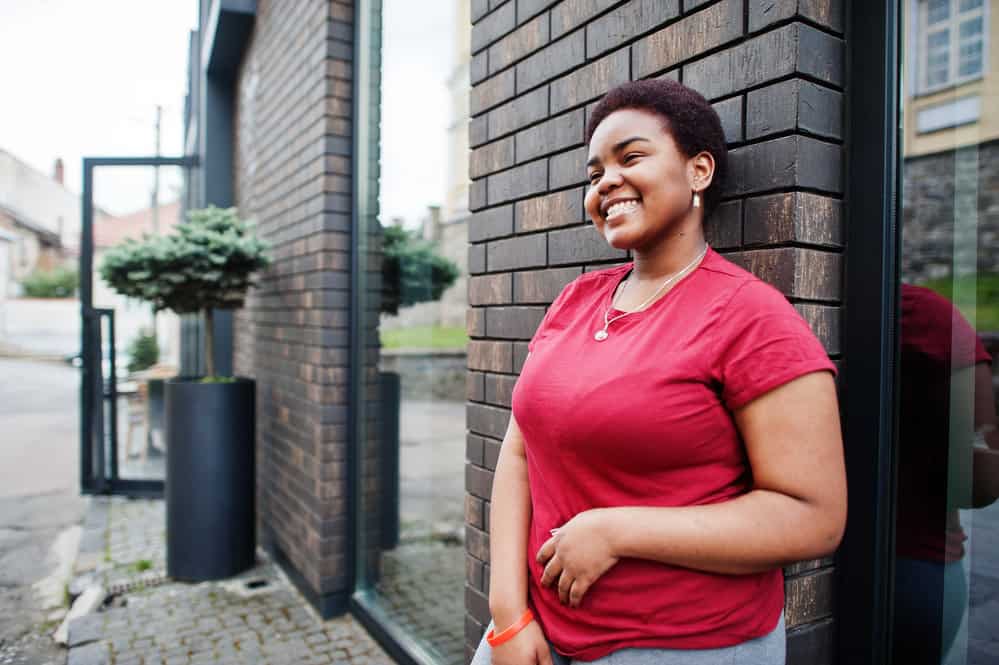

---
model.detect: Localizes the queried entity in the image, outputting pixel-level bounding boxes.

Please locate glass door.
[893,1,999,662]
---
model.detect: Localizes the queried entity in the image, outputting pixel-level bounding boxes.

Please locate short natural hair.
[585,78,727,217]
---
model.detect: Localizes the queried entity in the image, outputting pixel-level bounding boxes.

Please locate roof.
[93,200,182,249]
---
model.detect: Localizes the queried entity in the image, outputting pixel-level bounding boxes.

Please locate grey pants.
[470,614,785,665]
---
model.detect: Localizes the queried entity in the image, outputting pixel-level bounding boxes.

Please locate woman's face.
[584,108,707,252]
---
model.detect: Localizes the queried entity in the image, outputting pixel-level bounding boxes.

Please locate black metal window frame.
[79,155,198,498]
[837,1,903,663]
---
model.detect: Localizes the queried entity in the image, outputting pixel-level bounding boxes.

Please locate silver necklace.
[594,244,708,342]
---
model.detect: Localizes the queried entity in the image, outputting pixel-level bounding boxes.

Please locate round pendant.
[594,330,608,341]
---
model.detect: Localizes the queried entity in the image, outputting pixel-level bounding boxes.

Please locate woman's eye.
[623,153,641,164]
[588,172,602,184]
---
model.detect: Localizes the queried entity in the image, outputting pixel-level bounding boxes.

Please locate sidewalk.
[66,497,394,665]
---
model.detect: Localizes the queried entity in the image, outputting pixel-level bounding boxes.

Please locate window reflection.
[898,1,999,663]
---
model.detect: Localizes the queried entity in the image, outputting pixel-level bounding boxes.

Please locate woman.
[472,79,847,665]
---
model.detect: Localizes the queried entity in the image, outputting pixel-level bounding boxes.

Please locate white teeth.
[605,200,639,219]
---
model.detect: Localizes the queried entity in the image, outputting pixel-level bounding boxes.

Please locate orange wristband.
[486,609,535,647]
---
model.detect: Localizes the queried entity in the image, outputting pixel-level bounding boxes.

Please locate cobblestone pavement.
[68,497,394,665]
[374,540,465,665]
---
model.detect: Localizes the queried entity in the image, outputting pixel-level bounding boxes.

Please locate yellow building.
[903,0,997,157]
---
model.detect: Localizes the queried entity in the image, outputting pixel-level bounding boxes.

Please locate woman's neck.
[630,221,707,284]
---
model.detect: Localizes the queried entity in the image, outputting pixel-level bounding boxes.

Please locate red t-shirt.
[896,284,992,562]
[511,247,836,660]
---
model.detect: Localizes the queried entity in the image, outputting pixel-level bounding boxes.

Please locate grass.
[133,559,153,572]
[380,326,468,349]
[919,273,999,331]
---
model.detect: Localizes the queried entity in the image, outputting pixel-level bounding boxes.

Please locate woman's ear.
[687,151,715,193]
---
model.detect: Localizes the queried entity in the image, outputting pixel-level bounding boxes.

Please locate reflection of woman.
[894,284,999,664]
[471,79,847,665]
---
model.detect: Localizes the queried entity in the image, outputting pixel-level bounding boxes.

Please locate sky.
[0,0,456,224]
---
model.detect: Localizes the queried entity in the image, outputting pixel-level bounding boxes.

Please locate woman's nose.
[597,168,623,194]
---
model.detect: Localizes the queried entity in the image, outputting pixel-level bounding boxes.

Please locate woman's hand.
[490,620,553,665]
[536,509,619,608]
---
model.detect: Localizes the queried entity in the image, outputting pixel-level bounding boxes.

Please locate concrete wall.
[231,0,356,616]
[463,1,846,663]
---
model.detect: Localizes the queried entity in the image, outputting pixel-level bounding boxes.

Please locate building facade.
[179,2,997,664]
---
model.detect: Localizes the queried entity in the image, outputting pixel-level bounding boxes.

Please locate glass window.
[897,4,999,664]
[918,0,988,91]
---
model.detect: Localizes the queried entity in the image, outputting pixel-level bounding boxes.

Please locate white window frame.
[911,0,989,96]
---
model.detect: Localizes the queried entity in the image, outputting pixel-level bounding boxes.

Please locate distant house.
[0,150,80,293]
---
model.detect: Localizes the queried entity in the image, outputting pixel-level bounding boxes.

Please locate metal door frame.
[79,155,197,497]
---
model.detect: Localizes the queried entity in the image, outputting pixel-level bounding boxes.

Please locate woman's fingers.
[540,553,563,587]
[536,534,558,565]
[557,571,573,605]
[569,578,587,608]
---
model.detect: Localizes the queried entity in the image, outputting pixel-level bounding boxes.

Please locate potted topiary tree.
[99,205,270,581]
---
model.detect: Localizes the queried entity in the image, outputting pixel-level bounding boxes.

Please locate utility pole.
[150,105,162,342]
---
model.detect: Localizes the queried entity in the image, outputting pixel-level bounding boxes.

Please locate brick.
[785,567,834,628]
[705,200,741,250]
[468,340,514,372]
[749,0,844,34]
[514,342,531,372]
[470,115,489,148]
[467,372,486,402]
[466,433,486,465]
[472,0,491,22]
[466,583,491,625]
[470,179,488,211]
[484,438,503,469]
[470,68,516,115]
[632,0,743,79]
[551,47,630,114]
[466,523,491,561]
[488,86,549,139]
[586,0,680,58]
[518,0,562,23]
[469,204,515,242]
[787,618,835,665]
[489,13,550,73]
[725,136,842,196]
[551,0,618,38]
[515,109,585,163]
[487,158,549,205]
[485,373,519,407]
[467,404,510,440]
[516,30,585,93]
[469,273,513,305]
[682,0,715,9]
[713,95,743,144]
[468,307,487,337]
[471,51,490,85]
[746,79,843,140]
[784,557,834,577]
[727,247,841,301]
[683,23,843,101]
[472,1,516,53]
[469,244,487,274]
[514,266,582,302]
[487,234,548,271]
[516,188,585,232]
[466,497,486,531]
[795,304,840,355]
[548,225,627,264]
[471,138,516,179]
[743,192,843,247]
[486,306,547,339]
[549,146,588,189]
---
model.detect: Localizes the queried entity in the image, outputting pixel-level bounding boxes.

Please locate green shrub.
[21,265,78,298]
[381,225,460,315]
[126,330,159,373]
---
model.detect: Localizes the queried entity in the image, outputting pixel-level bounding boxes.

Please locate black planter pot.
[165,377,256,581]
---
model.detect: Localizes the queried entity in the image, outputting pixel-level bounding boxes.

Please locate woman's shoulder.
[555,263,632,300]
[700,249,792,313]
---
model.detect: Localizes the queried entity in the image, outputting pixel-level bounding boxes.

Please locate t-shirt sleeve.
[713,280,837,411]
[528,277,580,354]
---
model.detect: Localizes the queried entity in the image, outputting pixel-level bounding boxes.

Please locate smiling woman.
[471,79,847,665]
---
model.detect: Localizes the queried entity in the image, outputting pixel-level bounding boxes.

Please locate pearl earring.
[692,192,701,209]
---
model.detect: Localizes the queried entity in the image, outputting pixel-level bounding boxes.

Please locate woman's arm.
[489,413,533,627]
[538,371,847,606]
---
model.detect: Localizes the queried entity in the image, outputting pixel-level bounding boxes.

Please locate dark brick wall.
[232,0,355,615]
[464,1,845,662]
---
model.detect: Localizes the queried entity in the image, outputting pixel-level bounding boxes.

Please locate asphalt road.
[0,357,86,664]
